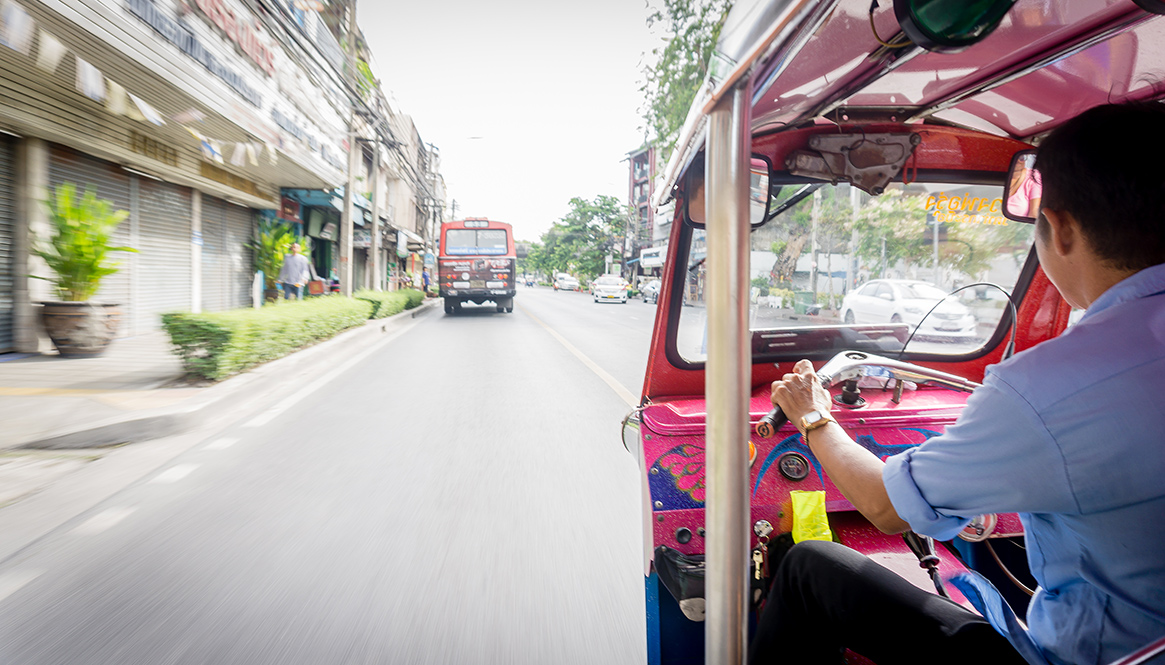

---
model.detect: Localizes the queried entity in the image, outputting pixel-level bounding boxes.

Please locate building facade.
[0,0,445,353]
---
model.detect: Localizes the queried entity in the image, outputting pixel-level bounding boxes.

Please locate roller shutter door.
[0,137,14,352]
[201,195,254,312]
[137,179,192,331]
[200,195,228,312]
[223,201,254,310]
[48,146,133,335]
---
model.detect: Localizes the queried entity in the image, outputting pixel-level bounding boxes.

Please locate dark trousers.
[750,540,1027,665]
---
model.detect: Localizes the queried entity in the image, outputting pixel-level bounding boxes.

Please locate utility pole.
[450,199,458,221]
[369,140,381,290]
[810,188,821,297]
[339,0,359,296]
[848,185,860,293]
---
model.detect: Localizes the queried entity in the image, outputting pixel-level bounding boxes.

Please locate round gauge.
[778,453,810,481]
[958,513,998,542]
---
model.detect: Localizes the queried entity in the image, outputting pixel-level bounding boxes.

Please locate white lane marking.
[0,570,44,604]
[244,320,420,428]
[205,437,238,450]
[73,507,136,535]
[518,305,638,407]
[150,464,198,484]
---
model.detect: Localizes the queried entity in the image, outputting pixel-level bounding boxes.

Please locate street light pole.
[339,0,359,296]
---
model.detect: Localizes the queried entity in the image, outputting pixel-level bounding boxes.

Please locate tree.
[640,0,732,159]
[532,196,631,280]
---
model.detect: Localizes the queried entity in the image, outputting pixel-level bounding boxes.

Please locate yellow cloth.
[791,490,832,543]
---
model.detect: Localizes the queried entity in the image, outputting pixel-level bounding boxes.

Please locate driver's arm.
[772,360,909,534]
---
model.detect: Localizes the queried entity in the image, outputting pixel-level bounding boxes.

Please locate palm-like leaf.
[34,183,135,301]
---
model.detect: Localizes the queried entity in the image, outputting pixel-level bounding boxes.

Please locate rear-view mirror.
[686,155,771,228]
[1002,149,1041,223]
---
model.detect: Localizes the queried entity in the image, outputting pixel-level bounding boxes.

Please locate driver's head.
[1035,102,1165,272]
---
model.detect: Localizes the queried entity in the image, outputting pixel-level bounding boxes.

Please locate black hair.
[1035,102,1165,272]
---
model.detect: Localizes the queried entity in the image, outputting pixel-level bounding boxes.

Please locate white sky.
[359,0,659,243]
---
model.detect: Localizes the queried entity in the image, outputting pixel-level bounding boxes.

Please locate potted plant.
[251,219,310,302]
[33,183,136,357]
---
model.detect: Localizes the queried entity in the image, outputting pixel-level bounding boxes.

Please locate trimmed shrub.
[162,296,373,380]
[354,288,424,319]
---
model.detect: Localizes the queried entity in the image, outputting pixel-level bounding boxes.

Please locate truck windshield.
[446,229,508,255]
[675,180,1035,362]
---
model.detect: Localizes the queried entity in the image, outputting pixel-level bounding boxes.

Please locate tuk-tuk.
[623,1,1165,663]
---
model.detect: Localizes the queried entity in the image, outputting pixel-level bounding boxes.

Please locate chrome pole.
[704,80,752,665]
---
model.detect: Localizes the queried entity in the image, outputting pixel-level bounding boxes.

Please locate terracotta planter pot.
[40,302,121,358]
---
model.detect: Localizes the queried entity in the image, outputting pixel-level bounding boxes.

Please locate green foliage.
[354,288,424,319]
[640,0,732,158]
[770,288,795,308]
[34,183,135,301]
[529,195,631,281]
[251,219,310,290]
[161,296,373,380]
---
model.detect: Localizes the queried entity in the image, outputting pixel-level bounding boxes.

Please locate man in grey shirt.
[277,242,313,300]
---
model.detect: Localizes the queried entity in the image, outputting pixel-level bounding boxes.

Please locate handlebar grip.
[755,407,788,438]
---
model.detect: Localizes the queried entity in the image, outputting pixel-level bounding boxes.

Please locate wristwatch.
[799,409,835,439]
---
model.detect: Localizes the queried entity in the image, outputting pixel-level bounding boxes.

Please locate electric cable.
[897,282,1018,361]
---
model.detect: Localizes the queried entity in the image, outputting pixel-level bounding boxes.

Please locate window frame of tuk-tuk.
[661,168,1039,372]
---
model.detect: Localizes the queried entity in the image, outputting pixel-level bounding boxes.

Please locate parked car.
[839,279,977,341]
[554,274,580,291]
[640,279,661,304]
[592,274,629,303]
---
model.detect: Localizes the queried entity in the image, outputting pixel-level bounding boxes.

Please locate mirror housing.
[685,154,772,229]
[1002,149,1041,223]
[621,409,641,455]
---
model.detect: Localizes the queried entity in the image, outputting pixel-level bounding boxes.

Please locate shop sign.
[319,221,337,241]
[424,252,435,267]
[192,0,276,77]
[280,197,301,222]
[200,161,275,202]
[125,0,262,107]
[396,231,408,258]
[129,130,179,167]
[353,229,371,249]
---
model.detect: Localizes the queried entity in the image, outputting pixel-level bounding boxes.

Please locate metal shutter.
[48,145,133,334]
[222,202,254,310]
[136,179,191,330]
[201,194,254,312]
[200,194,228,312]
[0,137,14,351]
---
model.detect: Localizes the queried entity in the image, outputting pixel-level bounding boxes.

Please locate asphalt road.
[0,286,660,665]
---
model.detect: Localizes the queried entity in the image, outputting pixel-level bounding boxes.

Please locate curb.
[15,299,440,450]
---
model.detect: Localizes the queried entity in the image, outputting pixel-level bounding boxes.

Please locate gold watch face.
[803,411,824,427]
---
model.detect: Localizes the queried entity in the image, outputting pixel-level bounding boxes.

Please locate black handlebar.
[755,407,789,438]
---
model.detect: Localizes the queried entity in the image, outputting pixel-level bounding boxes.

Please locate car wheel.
[843,310,855,324]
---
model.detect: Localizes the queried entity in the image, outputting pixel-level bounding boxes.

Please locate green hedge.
[354,288,424,319]
[162,296,374,380]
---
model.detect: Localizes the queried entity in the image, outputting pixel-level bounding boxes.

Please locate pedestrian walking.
[278,243,314,300]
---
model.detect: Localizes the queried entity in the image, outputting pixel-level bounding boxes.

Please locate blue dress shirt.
[884,263,1165,665]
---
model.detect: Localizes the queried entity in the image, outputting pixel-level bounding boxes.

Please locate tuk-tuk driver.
[751,103,1165,665]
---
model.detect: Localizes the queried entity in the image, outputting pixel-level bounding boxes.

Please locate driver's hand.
[771,359,833,431]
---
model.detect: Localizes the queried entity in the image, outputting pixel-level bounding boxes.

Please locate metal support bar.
[704,80,752,665]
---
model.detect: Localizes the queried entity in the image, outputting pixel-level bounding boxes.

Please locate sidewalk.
[0,332,191,449]
[0,299,440,450]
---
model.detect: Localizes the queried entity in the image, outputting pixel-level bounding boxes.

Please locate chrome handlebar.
[816,350,982,393]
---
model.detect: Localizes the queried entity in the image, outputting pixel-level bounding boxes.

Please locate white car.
[592,274,629,303]
[839,280,977,341]
[555,275,580,291]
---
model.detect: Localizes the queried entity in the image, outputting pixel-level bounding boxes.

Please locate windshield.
[596,276,622,285]
[445,229,508,255]
[674,180,1035,362]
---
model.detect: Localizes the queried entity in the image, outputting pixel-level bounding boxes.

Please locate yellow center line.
[517,304,638,408]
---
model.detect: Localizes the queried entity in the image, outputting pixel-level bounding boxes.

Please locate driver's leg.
[749,540,1025,665]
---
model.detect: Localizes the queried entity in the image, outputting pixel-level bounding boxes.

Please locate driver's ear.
[1040,208,1076,258]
